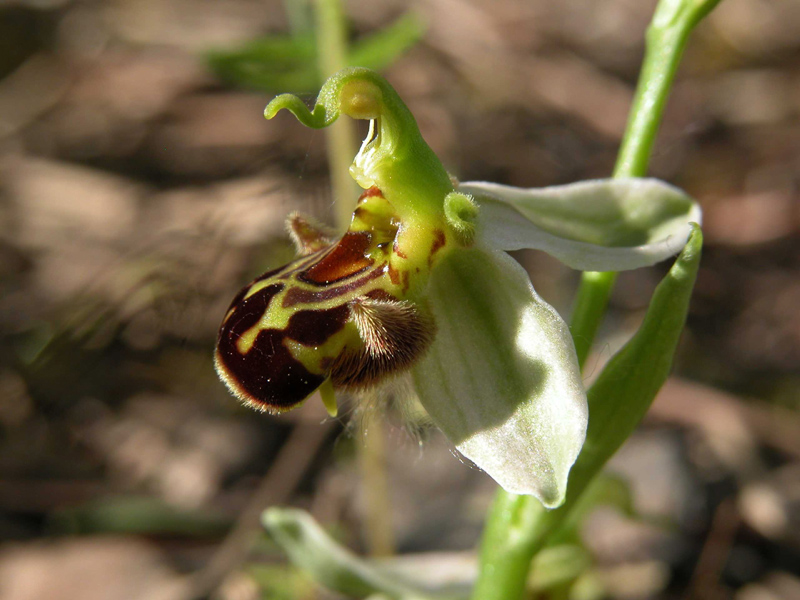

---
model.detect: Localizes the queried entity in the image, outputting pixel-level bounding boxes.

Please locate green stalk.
[283,0,312,37]
[570,270,617,368]
[357,410,395,556]
[314,0,359,229]
[571,0,720,368]
[471,2,720,598]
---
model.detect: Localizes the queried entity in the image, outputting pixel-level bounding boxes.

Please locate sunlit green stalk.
[471,1,720,598]
[357,410,395,556]
[570,270,617,368]
[283,0,312,37]
[570,0,720,364]
[315,0,359,229]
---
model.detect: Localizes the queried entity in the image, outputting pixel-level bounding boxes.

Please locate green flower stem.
[570,0,720,370]
[614,0,723,180]
[358,409,396,557]
[569,271,618,368]
[471,1,721,598]
[472,492,547,600]
[314,0,359,229]
[283,0,312,37]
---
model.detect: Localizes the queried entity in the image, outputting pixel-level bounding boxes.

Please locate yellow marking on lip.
[237,304,294,355]
[244,280,273,300]
[235,325,261,354]
[221,307,236,325]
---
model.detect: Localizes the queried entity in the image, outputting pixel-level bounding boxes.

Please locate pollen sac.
[215,194,436,413]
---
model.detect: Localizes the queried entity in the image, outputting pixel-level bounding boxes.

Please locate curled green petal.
[266,67,453,211]
[411,247,587,508]
[463,178,700,271]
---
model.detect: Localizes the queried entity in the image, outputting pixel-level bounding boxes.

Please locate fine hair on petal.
[330,297,436,389]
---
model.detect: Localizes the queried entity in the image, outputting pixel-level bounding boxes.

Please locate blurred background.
[0,0,799,598]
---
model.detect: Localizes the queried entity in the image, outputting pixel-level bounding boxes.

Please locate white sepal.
[411,247,587,508]
[461,178,701,272]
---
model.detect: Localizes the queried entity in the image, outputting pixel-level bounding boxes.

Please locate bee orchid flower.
[214,68,700,508]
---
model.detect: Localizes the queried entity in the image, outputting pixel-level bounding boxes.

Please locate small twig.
[688,497,739,600]
[182,402,336,600]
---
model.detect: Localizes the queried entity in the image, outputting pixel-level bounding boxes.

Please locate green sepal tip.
[319,379,338,418]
